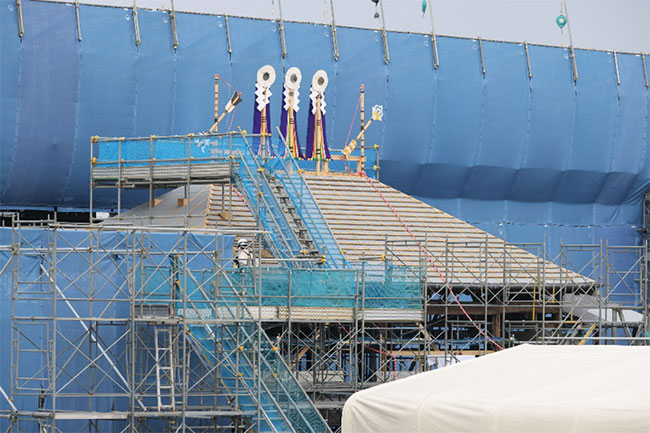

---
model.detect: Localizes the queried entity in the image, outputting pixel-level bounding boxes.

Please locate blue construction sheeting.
[0,227,234,425]
[225,266,422,309]
[0,228,132,425]
[0,242,14,420]
[97,135,239,164]
[1,0,649,257]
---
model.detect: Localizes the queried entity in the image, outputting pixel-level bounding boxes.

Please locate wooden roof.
[305,174,591,287]
[204,184,258,232]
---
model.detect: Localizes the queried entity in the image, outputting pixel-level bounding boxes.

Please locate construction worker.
[233,238,251,268]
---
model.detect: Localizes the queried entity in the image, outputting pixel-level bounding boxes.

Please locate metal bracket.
[562,0,578,82]
[379,0,389,64]
[569,47,578,82]
[225,15,232,55]
[74,0,82,41]
[613,51,620,85]
[329,0,340,61]
[478,37,485,77]
[169,0,178,50]
[561,0,578,82]
[524,41,532,79]
[427,0,439,69]
[277,0,287,59]
[133,0,141,46]
[16,0,24,40]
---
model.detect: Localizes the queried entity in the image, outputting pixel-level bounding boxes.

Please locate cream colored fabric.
[342,345,650,433]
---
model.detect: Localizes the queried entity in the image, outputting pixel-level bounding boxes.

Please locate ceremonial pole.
[288,91,295,155]
[281,67,302,159]
[260,104,267,161]
[360,84,365,169]
[254,65,276,158]
[214,74,219,133]
[316,95,322,174]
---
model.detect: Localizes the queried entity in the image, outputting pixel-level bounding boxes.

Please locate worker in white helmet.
[233,238,251,268]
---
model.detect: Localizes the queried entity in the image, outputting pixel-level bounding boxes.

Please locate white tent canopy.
[342,344,650,433]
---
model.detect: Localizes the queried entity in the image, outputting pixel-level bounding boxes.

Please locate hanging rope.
[227,104,238,131]
[364,345,397,381]
[358,172,504,351]
[218,75,238,92]
[338,322,397,381]
[231,185,246,203]
[344,93,362,147]
[213,75,241,131]
[339,93,363,173]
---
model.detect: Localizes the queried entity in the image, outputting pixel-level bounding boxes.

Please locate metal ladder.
[154,327,176,411]
[234,155,300,260]
[265,173,321,261]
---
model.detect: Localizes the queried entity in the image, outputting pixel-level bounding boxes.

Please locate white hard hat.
[237,239,249,247]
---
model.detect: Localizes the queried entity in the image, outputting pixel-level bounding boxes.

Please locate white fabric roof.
[342,344,650,433]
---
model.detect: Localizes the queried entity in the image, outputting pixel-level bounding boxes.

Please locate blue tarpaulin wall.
[1,0,649,258]
[0,227,233,429]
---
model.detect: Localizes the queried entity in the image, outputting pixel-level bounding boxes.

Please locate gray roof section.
[106,185,211,228]
[108,184,259,234]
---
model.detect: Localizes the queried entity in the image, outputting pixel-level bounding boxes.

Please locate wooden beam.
[426,304,563,315]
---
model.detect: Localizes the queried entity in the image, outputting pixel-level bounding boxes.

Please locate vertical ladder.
[154,327,176,411]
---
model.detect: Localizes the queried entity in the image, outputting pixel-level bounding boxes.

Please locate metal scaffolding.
[426,238,648,352]
[4,131,650,432]
[1,220,649,432]
[90,131,327,266]
[89,132,252,226]
[261,238,649,430]
[6,221,332,433]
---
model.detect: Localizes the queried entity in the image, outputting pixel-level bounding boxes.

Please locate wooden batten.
[217,210,231,221]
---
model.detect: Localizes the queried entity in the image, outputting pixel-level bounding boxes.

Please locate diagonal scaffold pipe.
[40,264,147,411]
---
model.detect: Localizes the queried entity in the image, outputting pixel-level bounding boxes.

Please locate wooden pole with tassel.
[209,90,242,133]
